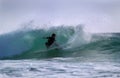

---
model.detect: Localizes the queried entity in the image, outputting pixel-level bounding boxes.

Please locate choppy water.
[0,59,120,78]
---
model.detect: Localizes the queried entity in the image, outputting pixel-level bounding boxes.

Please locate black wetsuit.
[45,37,55,48]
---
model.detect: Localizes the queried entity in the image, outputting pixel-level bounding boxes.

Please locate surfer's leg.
[54,42,59,46]
[46,42,52,49]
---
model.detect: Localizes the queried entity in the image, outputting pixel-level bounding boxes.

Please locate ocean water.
[0,60,120,78]
[0,26,120,78]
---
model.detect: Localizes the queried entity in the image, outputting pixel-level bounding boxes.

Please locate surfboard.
[34,47,60,54]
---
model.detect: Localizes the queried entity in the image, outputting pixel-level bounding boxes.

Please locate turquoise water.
[0,26,120,78]
[0,26,120,61]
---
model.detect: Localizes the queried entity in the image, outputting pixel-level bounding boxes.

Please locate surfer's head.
[52,33,56,37]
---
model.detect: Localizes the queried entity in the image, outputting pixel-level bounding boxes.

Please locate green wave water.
[0,26,120,60]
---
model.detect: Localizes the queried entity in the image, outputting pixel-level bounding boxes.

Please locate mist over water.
[0,0,120,34]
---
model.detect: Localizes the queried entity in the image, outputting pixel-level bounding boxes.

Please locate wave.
[0,25,120,59]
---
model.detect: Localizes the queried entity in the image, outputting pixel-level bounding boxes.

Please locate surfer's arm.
[43,37,50,39]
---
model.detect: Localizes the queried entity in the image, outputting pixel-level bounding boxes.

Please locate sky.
[0,0,120,34]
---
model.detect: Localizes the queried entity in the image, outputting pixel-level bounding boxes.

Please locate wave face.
[0,26,120,60]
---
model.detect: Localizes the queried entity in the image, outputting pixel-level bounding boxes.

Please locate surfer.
[44,33,56,48]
